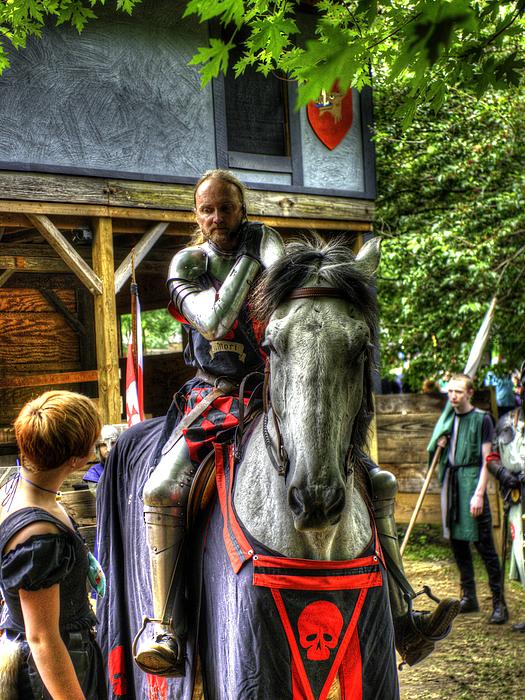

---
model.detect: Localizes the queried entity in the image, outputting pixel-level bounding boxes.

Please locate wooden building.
[0,1,376,459]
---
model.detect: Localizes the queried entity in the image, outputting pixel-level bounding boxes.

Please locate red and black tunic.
[170,283,265,467]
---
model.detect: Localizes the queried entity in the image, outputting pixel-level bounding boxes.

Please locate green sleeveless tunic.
[429,407,487,541]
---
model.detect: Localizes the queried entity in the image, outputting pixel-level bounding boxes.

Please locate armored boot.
[488,593,508,624]
[133,505,187,677]
[369,467,460,667]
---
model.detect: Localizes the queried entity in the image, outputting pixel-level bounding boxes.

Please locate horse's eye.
[349,339,371,364]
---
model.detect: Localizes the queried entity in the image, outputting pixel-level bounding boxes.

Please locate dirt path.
[400,557,525,700]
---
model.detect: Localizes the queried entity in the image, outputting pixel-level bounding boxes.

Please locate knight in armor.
[487,361,525,631]
[83,424,120,493]
[133,169,457,677]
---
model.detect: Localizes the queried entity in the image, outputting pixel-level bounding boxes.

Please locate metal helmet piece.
[95,425,120,464]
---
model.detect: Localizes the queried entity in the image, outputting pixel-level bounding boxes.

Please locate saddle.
[187,451,216,529]
[186,410,261,529]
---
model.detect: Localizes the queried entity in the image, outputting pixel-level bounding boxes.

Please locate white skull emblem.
[298,600,344,661]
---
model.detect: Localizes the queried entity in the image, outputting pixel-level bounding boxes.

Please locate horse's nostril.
[288,485,345,524]
[288,486,305,516]
[325,487,346,519]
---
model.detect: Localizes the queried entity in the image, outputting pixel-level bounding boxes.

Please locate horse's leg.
[134,436,192,677]
[367,461,460,667]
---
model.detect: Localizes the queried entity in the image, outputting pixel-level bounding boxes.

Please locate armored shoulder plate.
[259,224,286,269]
[167,246,207,283]
[495,410,518,447]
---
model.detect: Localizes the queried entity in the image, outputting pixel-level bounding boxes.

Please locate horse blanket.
[197,443,399,700]
[96,421,398,699]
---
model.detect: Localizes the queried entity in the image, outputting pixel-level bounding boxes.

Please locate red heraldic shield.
[307,83,353,151]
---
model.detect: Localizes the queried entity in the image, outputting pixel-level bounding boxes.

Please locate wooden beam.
[0,211,191,235]
[0,370,99,390]
[39,289,86,336]
[256,217,372,231]
[3,272,82,290]
[0,207,371,234]
[0,172,375,222]
[114,221,169,294]
[92,217,121,424]
[26,214,103,295]
[0,250,70,274]
[0,197,373,226]
[0,245,171,281]
[0,270,14,287]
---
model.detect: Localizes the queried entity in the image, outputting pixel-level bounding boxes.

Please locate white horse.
[197,237,398,699]
[97,237,398,699]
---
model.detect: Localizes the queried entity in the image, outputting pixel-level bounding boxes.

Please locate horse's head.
[252,237,379,531]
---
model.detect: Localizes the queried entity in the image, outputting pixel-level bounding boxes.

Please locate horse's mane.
[251,235,378,467]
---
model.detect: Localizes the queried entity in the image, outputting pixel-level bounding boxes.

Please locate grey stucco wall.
[0,3,216,179]
[0,4,372,195]
[230,168,292,186]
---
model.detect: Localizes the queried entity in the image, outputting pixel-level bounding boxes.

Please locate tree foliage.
[121,309,181,354]
[375,77,525,389]
[1,1,525,118]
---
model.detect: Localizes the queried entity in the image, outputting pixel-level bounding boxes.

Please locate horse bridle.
[261,286,351,478]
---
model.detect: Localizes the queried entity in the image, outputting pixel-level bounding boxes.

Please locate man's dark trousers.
[450,497,502,597]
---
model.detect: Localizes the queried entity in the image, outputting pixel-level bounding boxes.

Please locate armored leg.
[367,460,459,667]
[133,437,194,677]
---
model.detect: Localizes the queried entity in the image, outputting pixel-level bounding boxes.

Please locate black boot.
[394,593,460,667]
[512,621,525,632]
[458,582,479,614]
[459,595,479,614]
[488,595,509,624]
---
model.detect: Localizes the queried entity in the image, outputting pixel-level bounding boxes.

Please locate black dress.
[0,507,107,699]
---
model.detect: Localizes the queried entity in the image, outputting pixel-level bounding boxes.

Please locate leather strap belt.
[194,369,240,394]
[287,287,347,300]
[162,385,225,456]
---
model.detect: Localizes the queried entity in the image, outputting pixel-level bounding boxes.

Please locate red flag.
[125,282,144,426]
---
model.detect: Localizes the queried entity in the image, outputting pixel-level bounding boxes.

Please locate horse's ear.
[354,237,381,278]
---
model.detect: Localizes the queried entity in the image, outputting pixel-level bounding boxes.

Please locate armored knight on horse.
[123,169,458,680]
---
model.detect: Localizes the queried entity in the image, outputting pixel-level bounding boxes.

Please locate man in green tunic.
[428,373,508,623]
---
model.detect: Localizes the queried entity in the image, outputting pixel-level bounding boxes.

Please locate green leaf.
[248,15,298,58]
[184,0,245,28]
[494,52,525,87]
[188,37,233,84]
[116,0,141,15]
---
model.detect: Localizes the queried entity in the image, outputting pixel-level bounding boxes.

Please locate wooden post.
[92,217,121,424]
[400,445,442,556]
